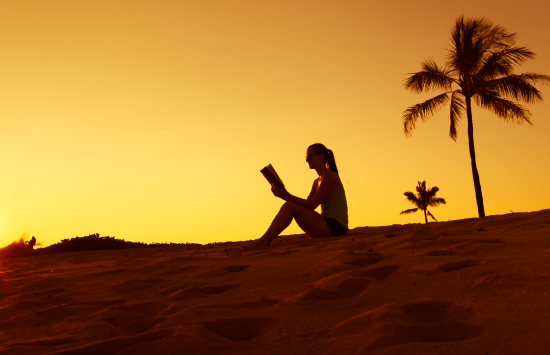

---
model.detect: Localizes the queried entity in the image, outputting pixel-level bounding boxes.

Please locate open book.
[260,164,285,189]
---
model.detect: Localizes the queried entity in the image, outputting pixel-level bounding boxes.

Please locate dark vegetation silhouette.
[25,236,36,248]
[0,233,39,258]
[402,16,550,218]
[43,233,148,253]
[0,233,201,258]
[400,181,446,223]
[43,233,200,253]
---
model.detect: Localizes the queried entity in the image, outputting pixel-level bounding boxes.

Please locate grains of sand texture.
[1,210,550,354]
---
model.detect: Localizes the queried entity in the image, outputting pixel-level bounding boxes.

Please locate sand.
[1,209,550,354]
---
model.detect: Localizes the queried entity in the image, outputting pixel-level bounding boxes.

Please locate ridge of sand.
[1,209,550,354]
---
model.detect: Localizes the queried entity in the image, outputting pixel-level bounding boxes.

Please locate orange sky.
[1,0,549,247]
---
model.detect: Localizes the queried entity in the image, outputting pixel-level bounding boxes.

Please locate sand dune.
[1,209,550,354]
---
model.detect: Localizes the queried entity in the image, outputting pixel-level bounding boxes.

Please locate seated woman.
[243,143,348,250]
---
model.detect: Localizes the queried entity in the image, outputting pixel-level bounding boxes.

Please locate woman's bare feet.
[241,238,271,251]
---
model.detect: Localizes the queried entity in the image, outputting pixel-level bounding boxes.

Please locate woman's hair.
[308,143,339,174]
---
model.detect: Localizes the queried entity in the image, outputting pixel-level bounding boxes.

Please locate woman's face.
[306,148,323,169]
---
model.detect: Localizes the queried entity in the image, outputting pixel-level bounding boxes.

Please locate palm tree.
[402,17,549,218]
[400,181,446,224]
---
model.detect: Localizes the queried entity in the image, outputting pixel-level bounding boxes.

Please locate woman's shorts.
[324,217,348,237]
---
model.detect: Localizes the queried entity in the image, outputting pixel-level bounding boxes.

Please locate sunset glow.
[1,0,549,247]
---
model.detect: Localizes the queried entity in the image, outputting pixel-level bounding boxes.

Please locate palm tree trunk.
[465,96,486,217]
[424,209,428,224]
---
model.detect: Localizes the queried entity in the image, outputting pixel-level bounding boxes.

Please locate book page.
[267,164,284,186]
[260,164,284,188]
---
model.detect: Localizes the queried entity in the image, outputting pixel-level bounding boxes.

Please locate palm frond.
[427,210,438,221]
[487,73,550,104]
[449,17,492,75]
[426,186,440,200]
[475,56,512,80]
[482,22,516,48]
[403,93,450,137]
[429,197,447,207]
[449,91,465,140]
[415,182,428,209]
[496,46,535,66]
[475,51,514,79]
[474,90,532,124]
[404,191,420,205]
[471,21,517,73]
[448,19,466,74]
[404,60,455,93]
[400,208,419,215]
[475,47,536,80]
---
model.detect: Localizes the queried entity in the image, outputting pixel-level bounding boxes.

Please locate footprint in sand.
[109,278,165,294]
[167,284,241,301]
[101,311,167,334]
[88,268,130,278]
[221,265,251,272]
[435,259,483,273]
[303,250,386,279]
[343,251,385,267]
[277,249,300,255]
[11,300,44,311]
[460,249,482,256]
[153,265,200,277]
[52,329,173,354]
[0,336,81,349]
[426,239,501,257]
[114,302,171,317]
[32,288,65,297]
[425,247,456,256]
[296,265,401,306]
[85,299,126,307]
[331,301,482,352]
[296,288,340,305]
[350,265,401,282]
[296,277,373,306]
[115,301,185,317]
[197,301,275,310]
[190,265,251,278]
[473,238,504,244]
[196,317,279,341]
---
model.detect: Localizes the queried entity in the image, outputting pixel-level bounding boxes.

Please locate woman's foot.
[241,238,271,251]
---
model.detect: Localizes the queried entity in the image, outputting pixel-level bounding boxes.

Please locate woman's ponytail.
[326,149,339,174]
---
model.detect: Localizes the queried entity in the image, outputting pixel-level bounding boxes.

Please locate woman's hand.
[271,184,291,200]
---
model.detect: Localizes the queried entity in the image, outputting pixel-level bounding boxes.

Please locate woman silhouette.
[244,143,348,250]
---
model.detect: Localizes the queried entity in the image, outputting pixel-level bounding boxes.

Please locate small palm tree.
[400,181,446,224]
[402,16,549,218]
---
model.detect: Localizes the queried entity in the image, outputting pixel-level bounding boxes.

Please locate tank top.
[315,174,349,228]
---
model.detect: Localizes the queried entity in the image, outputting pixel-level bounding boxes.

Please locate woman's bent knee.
[282,201,297,209]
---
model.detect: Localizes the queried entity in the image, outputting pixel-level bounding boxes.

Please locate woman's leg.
[292,204,333,239]
[245,201,332,249]
[263,205,285,236]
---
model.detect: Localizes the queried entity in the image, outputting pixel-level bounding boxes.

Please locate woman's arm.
[272,172,338,210]
[306,179,318,201]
